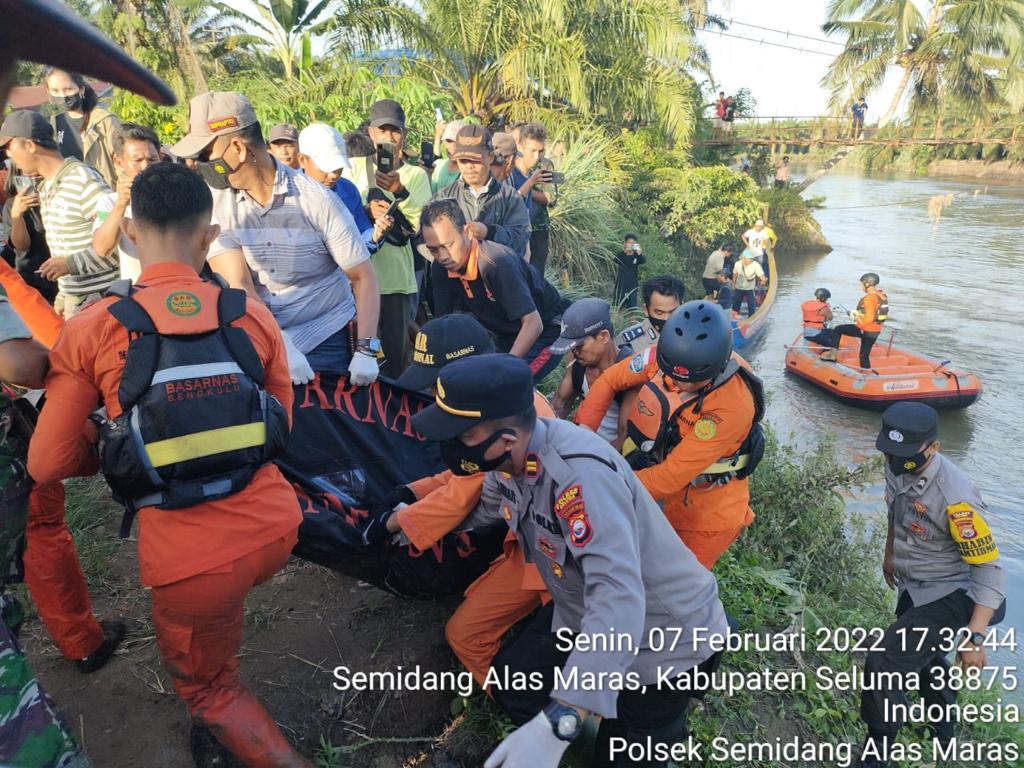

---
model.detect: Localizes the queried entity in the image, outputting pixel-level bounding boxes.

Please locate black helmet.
[656,301,733,383]
[814,287,831,302]
[860,272,880,287]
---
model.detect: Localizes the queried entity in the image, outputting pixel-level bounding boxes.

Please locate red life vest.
[801,299,828,329]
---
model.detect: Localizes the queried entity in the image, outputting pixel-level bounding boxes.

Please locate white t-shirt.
[93,193,141,281]
[743,228,772,255]
[732,259,765,291]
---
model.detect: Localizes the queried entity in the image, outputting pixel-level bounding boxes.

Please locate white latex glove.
[281,329,315,385]
[348,349,379,387]
[484,711,569,768]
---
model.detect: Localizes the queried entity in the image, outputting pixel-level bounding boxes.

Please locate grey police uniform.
[861,453,1005,739]
[478,417,728,718]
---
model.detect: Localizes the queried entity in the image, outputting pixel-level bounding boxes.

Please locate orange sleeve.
[409,469,453,499]
[396,473,485,550]
[27,318,103,483]
[574,350,656,430]
[244,303,294,423]
[0,259,64,348]
[636,379,753,501]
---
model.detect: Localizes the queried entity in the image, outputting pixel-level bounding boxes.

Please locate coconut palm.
[821,0,1024,124]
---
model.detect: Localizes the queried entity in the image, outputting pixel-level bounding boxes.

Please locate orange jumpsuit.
[0,259,106,659]
[396,391,553,685]
[28,262,309,768]
[575,349,756,569]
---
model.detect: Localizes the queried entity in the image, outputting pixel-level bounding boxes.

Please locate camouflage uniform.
[0,296,89,768]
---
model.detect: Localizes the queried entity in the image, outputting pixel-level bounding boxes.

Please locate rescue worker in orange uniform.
[575,300,764,570]
[28,163,310,768]
[361,313,551,685]
[823,272,889,369]
[800,287,838,349]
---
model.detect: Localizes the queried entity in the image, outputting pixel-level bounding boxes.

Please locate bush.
[757,188,830,254]
[653,166,761,249]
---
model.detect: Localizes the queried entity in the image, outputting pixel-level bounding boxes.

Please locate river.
[745,170,1023,673]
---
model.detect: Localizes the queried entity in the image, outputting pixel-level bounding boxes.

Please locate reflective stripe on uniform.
[144,422,266,467]
[151,362,244,385]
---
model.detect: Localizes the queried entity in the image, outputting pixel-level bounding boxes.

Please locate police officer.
[576,301,764,570]
[855,402,1006,768]
[0,2,174,764]
[412,354,728,768]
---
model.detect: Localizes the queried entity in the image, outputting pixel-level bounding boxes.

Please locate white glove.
[281,330,315,385]
[484,711,569,768]
[348,349,380,387]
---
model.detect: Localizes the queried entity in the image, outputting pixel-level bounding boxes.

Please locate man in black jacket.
[613,232,646,309]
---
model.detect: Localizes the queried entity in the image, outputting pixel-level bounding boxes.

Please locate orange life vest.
[801,299,828,329]
[623,358,766,482]
[857,290,889,330]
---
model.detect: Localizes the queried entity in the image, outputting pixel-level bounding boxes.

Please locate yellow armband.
[947,502,999,564]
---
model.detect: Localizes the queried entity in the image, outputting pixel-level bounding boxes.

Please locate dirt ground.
[22,524,493,768]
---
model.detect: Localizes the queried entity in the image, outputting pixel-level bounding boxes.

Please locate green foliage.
[757,188,829,255]
[653,166,761,249]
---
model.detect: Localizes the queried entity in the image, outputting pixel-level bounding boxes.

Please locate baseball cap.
[442,119,467,142]
[298,123,351,173]
[396,315,496,392]
[491,132,520,162]
[368,99,406,130]
[268,123,299,143]
[875,402,939,457]
[741,248,755,259]
[0,110,55,149]
[453,124,493,161]
[412,354,534,440]
[755,219,765,226]
[550,298,613,355]
[170,91,258,159]
[2,0,175,106]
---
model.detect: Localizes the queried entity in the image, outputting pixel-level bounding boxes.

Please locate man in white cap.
[742,218,774,267]
[297,122,392,255]
[171,92,381,386]
[433,118,466,192]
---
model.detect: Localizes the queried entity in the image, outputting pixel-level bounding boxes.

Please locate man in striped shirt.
[1,110,117,317]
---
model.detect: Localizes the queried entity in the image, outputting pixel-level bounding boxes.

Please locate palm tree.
[212,0,338,80]
[822,0,1024,125]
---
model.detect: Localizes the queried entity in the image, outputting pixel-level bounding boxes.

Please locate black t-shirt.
[431,239,566,339]
[53,112,85,161]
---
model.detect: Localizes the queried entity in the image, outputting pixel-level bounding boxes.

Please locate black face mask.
[51,92,83,111]
[194,154,237,190]
[648,315,667,333]
[887,451,929,476]
[440,429,514,476]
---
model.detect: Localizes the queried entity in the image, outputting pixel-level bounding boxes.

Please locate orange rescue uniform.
[396,391,552,685]
[856,290,884,333]
[575,349,756,569]
[28,262,308,768]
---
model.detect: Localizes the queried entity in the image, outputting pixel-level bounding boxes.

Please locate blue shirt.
[508,167,535,217]
[330,176,380,254]
[852,102,867,119]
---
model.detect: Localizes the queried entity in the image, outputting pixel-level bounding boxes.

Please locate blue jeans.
[304,326,353,374]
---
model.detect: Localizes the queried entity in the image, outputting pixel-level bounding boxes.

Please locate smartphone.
[434,107,444,121]
[420,140,436,165]
[13,175,37,194]
[383,198,400,218]
[376,142,396,174]
[547,171,566,185]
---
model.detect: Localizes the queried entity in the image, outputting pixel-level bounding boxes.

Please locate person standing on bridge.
[851,97,868,140]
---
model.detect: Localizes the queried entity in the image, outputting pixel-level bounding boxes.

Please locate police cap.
[412,354,534,440]
[876,401,939,457]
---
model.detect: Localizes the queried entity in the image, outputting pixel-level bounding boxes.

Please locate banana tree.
[213,0,335,79]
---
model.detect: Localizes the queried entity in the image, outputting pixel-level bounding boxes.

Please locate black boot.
[75,619,126,674]
[190,722,243,768]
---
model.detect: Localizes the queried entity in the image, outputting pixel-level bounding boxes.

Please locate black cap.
[396,315,495,392]
[876,402,939,457]
[412,354,534,440]
[0,110,54,149]
[550,298,612,355]
[368,99,406,130]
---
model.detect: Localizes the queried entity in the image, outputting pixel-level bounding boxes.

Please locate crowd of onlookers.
[699,218,776,318]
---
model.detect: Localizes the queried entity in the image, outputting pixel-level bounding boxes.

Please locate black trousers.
[378,293,412,379]
[732,289,757,317]
[860,589,975,740]
[833,324,879,369]
[530,229,550,277]
[491,603,715,767]
[702,277,720,298]
[805,328,838,347]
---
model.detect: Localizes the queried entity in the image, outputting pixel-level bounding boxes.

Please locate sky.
[697,0,908,119]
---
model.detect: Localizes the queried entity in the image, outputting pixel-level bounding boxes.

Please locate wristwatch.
[543,700,583,742]
[969,631,986,649]
[356,337,382,355]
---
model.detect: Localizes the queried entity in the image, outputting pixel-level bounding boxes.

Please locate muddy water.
[746,170,1023,673]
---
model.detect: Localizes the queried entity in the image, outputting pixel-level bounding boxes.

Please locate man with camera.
[433,124,532,258]
[344,99,432,379]
[613,233,646,309]
[511,122,558,275]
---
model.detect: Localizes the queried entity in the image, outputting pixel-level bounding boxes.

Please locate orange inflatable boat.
[785,333,982,410]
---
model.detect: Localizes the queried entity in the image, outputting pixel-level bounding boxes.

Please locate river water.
[744,170,1023,672]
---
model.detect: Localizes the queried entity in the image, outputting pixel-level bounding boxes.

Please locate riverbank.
[838,145,1024,183]
[926,159,1024,182]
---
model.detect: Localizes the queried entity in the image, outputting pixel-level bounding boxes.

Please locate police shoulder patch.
[628,352,646,373]
[946,502,999,564]
[553,484,583,518]
[568,510,593,548]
